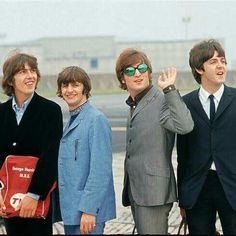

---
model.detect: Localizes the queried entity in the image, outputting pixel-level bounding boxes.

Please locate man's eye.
[19,70,26,74]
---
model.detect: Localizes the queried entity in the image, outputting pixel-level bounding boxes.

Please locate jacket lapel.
[5,98,18,129]
[131,86,159,121]
[188,89,210,125]
[215,85,234,121]
[62,102,90,138]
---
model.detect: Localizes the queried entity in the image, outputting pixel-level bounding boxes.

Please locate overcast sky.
[0,0,236,68]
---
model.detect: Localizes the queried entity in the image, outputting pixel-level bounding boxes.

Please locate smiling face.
[197,51,227,93]
[123,62,151,98]
[61,82,87,111]
[13,63,38,105]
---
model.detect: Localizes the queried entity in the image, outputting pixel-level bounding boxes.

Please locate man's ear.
[7,80,13,86]
[195,68,204,75]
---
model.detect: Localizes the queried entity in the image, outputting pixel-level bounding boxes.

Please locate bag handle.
[177,217,188,235]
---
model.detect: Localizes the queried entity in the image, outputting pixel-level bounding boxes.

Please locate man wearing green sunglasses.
[115,48,194,234]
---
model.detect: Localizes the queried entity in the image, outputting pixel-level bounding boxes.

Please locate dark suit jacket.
[0,93,63,200]
[177,85,236,210]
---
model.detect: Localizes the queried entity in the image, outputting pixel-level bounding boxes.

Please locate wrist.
[163,84,176,94]
[27,192,40,200]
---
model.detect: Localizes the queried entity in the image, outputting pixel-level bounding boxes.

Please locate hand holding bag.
[0,155,56,219]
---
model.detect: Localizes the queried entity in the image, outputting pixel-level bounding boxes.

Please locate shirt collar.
[199,84,224,103]
[12,92,34,112]
[69,100,88,117]
[126,85,153,107]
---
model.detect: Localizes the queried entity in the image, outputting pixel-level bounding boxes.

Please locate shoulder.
[33,93,61,111]
[182,89,198,101]
[0,98,12,111]
[224,85,236,95]
[147,86,164,102]
[88,104,108,120]
[86,103,110,126]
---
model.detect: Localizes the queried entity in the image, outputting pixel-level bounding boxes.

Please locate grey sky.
[0,0,236,68]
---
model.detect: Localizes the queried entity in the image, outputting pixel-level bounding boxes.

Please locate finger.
[0,209,6,217]
[167,68,171,78]
[15,201,22,211]
[162,70,167,79]
[0,203,6,211]
[157,74,163,82]
[19,208,24,217]
[171,67,177,77]
[31,208,36,217]
[19,208,30,218]
[80,224,86,235]
[88,223,95,233]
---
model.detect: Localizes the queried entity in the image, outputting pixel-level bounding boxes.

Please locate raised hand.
[158,67,177,90]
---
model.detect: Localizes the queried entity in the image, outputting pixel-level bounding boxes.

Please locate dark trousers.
[4,207,52,235]
[186,170,236,235]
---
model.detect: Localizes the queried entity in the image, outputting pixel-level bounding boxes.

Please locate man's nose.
[217,61,225,67]
[134,68,141,76]
[67,84,74,91]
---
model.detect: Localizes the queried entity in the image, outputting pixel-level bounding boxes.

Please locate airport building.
[1,36,234,93]
[0,36,220,75]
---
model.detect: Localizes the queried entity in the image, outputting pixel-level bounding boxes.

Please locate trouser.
[128,181,173,234]
[186,170,236,235]
[4,216,52,235]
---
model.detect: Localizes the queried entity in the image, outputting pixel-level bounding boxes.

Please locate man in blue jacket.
[57,66,116,235]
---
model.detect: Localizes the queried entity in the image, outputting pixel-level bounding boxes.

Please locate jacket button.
[127,155,130,159]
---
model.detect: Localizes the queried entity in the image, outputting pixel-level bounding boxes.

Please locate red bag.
[0,155,56,219]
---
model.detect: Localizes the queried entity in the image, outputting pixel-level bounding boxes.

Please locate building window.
[90,58,98,69]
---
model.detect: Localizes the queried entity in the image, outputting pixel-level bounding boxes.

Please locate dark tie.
[209,94,215,123]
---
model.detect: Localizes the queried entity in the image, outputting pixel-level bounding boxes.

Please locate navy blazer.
[177,85,236,210]
[0,93,63,200]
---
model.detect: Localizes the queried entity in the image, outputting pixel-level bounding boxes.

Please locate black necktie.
[209,94,215,123]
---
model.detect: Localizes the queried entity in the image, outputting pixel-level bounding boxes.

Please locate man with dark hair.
[115,48,193,234]
[177,39,236,234]
[0,52,63,235]
[57,66,116,235]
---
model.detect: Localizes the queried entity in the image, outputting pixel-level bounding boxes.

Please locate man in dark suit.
[0,52,63,234]
[177,39,236,234]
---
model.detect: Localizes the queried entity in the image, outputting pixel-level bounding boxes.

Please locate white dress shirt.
[198,84,224,171]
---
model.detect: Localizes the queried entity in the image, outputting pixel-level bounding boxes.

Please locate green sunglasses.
[124,63,148,76]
